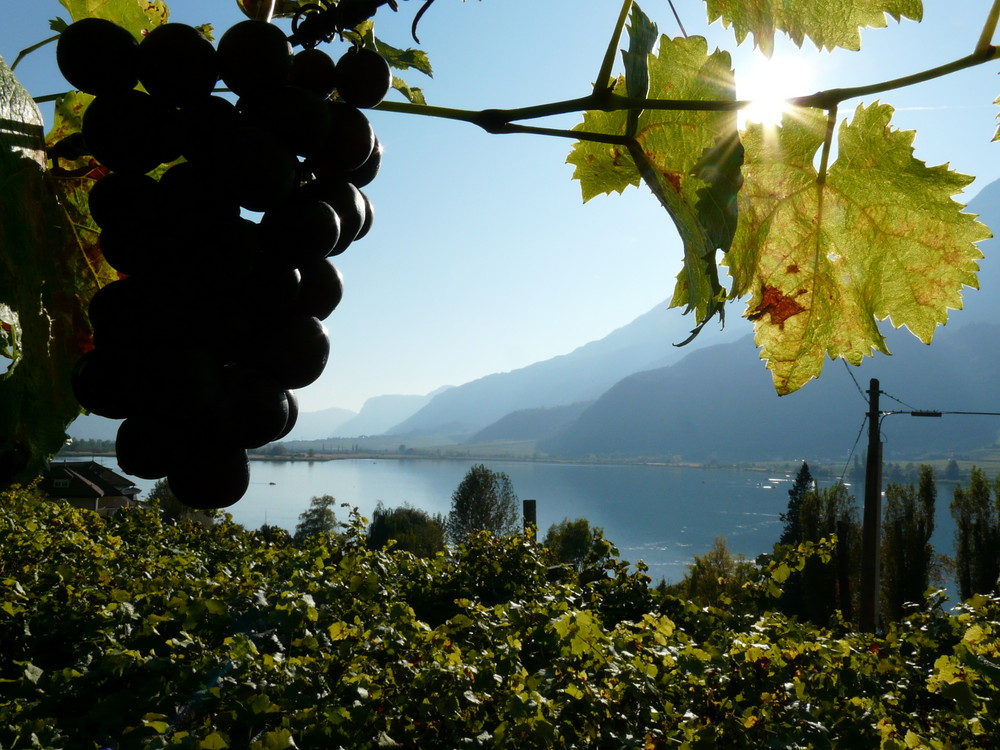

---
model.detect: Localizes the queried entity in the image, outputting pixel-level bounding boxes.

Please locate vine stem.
[594,0,634,95]
[376,44,999,131]
[11,34,60,72]
[976,0,1000,54]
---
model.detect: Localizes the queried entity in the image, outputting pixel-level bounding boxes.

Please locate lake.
[71,455,939,585]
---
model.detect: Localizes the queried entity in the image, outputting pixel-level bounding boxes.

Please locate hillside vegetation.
[2,485,999,749]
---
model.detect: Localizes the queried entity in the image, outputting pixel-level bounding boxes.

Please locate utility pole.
[859,378,883,633]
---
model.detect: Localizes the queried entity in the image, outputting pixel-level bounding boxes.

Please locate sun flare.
[737,54,815,128]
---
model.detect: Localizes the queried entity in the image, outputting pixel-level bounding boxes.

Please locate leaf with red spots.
[727,103,989,394]
[568,22,741,331]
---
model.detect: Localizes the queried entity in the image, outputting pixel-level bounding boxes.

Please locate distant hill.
[538,321,1000,462]
[467,402,593,444]
[333,390,447,437]
[388,303,751,437]
[283,405,356,441]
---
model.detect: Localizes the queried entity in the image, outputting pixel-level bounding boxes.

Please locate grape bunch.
[60,16,392,510]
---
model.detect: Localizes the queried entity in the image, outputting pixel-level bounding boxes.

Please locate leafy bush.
[2,484,999,749]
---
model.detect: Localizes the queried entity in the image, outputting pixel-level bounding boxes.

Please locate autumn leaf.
[704,0,923,56]
[567,33,741,333]
[0,58,111,482]
[728,103,990,394]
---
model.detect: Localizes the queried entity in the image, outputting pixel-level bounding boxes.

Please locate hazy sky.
[3,1,999,413]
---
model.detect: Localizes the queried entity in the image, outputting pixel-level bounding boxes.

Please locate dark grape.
[71,348,136,419]
[116,414,175,480]
[257,314,329,389]
[217,126,299,212]
[88,172,161,229]
[98,223,177,277]
[335,47,391,109]
[261,199,341,265]
[238,85,331,157]
[159,161,241,223]
[301,179,365,255]
[138,23,219,104]
[56,18,139,95]
[217,20,293,96]
[176,95,240,164]
[294,259,344,321]
[82,90,178,174]
[341,135,383,188]
[355,190,374,241]
[291,48,338,100]
[306,102,374,174]
[168,445,250,510]
[274,389,299,441]
[212,365,290,449]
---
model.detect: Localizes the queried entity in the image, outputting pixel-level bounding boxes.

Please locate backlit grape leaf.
[705,0,922,56]
[57,0,170,39]
[727,103,989,395]
[994,95,1000,142]
[568,34,741,332]
[0,58,113,483]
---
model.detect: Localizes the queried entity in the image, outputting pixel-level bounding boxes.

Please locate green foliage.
[292,494,340,543]
[543,517,603,571]
[667,536,757,609]
[778,483,862,625]
[950,467,1000,600]
[3,484,1000,748]
[446,464,520,546]
[366,502,445,557]
[881,465,937,623]
[778,461,813,546]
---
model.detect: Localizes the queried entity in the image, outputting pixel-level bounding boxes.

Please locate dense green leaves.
[57,0,170,38]
[731,103,988,393]
[705,0,923,56]
[3,487,1000,748]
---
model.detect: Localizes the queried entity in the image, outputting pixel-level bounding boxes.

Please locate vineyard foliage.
[2,487,1000,749]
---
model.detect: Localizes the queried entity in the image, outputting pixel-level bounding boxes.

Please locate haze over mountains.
[69,178,1000,461]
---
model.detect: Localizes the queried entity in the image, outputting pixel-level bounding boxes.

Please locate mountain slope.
[388,303,751,437]
[334,392,442,437]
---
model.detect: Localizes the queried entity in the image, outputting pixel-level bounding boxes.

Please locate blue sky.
[3,1,998,413]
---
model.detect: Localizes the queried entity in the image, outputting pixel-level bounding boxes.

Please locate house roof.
[41,460,140,501]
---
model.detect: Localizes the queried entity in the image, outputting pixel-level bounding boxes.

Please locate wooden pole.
[859,379,883,633]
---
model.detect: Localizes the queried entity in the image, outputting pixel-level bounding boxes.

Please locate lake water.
[74,455,902,584]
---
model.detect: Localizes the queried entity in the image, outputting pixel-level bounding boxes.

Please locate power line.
[842,360,868,404]
[838,414,868,486]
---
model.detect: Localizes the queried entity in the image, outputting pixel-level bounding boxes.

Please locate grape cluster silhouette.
[62,17,391,509]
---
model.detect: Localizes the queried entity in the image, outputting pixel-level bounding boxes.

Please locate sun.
[737,53,815,128]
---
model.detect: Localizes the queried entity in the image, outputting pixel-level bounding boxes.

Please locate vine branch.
[376,45,999,132]
[594,0,634,96]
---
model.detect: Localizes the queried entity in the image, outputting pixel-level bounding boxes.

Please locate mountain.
[387,303,752,437]
[333,390,447,437]
[283,406,356,441]
[540,321,1000,461]
[466,402,593,443]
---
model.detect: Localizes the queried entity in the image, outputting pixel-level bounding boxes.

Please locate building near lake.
[40,460,139,516]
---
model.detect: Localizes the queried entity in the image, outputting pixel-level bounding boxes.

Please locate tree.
[668,536,756,609]
[446,464,519,546]
[367,502,445,557]
[880,465,937,622]
[779,483,861,625]
[543,518,603,571]
[293,494,340,543]
[778,462,814,547]
[950,467,1000,600]
[146,477,215,525]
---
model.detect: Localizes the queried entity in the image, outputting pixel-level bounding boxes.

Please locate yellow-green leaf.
[705,0,922,56]
[729,103,989,394]
[57,0,169,39]
[568,35,740,329]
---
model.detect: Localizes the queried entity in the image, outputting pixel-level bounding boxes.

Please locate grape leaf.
[57,0,170,38]
[567,34,741,332]
[704,0,922,56]
[0,58,111,483]
[727,103,989,394]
